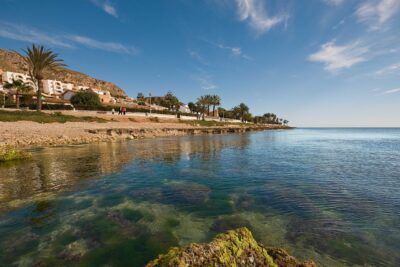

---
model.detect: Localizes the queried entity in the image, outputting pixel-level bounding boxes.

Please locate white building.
[42,80,74,95]
[1,71,36,89]
[90,89,116,103]
[179,104,191,113]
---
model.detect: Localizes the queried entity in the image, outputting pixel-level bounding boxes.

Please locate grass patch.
[0,145,31,162]
[180,120,232,127]
[0,110,108,123]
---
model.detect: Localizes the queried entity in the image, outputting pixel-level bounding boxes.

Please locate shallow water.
[0,129,400,266]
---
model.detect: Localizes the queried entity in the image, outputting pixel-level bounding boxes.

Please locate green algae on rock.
[0,145,31,162]
[146,227,317,267]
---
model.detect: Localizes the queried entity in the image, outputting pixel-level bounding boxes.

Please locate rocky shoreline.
[0,121,290,148]
[146,228,316,267]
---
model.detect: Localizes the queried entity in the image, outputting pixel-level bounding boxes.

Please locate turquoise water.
[0,129,399,266]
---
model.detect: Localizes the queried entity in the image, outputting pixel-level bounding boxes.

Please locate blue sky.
[0,0,399,127]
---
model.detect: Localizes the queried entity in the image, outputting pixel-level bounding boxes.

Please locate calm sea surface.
[0,128,399,266]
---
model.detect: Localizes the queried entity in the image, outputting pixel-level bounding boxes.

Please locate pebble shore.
[0,120,289,148]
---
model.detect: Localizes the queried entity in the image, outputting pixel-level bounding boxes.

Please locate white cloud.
[235,0,288,34]
[188,49,208,65]
[191,69,217,90]
[197,77,217,90]
[0,22,72,48]
[90,0,118,18]
[308,41,369,72]
[323,0,345,6]
[214,42,252,60]
[356,0,400,30]
[0,22,138,55]
[375,62,400,75]
[67,35,137,55]
[382,88,400,94]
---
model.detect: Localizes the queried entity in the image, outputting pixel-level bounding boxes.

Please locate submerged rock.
[210,215,253,233]
[165,182,211,205]
[146,227,316,267]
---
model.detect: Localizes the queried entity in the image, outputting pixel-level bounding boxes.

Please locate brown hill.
[0,49,127,97]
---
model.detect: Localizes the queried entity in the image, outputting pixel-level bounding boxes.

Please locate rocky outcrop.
[0,49,127,97]
[146,228,317,267]
[86,125,279,138]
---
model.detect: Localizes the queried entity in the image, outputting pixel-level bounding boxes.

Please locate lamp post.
[149,93,152,114]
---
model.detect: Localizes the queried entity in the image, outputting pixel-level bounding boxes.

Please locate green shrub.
[0,145,32,162]
[70,91,102,108]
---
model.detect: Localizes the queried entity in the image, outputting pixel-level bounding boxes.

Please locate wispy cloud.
[0,22,72,48]
[375,62,400,75]
[197,77,217,90]
[0,22,138,55]
[191,69,217,90]
[202,39,251,60]
[90,0,118,18]
[67,35,137,55]
[308,41,369,72]
[381,87,400,94]
[187,49,208,65]
[216,43,252,60]
[355,0,400,30]
[235,0,288,34]
[323,0,345,6]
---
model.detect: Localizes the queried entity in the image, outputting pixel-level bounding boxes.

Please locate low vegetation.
[0,145,31,162]
[181,120,228,127]
[0,110,107,123]
[70,91,102,109]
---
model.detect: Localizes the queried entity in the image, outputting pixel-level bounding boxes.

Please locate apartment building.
[1,71,36,89]
[42,80,74,95]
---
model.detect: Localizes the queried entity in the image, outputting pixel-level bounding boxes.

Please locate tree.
[23,44,66,110]
[237,103,250,122]
[188,102,196,113]
[162,91,180,113]
[211,95,221,117]
[217,107,226,118]
[3,79,33,109]
[137,92,144,99]
[196,96,208,120]
[70,91,101,108]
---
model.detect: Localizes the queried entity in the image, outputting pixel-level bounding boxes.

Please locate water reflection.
[0,135,251,212]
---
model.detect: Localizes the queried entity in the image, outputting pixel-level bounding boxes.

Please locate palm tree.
[23,44,66,110]
[197,96,208,120]
[3,79,33,109]
[211,95,221,117]
[201,94,212,116]
[237,103,249,122]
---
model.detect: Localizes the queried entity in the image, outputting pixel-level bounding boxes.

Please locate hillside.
[0,49,127,97]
